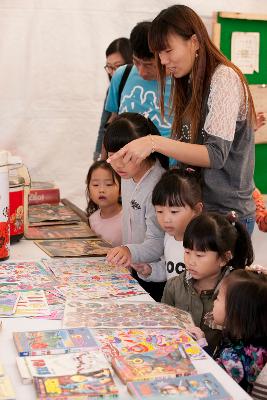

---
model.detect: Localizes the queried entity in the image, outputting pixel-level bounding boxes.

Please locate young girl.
[133,168,203,282]
[104,112,168,301]
[162,213,254,352]
[86,160,122,246]
[192,270,267,394]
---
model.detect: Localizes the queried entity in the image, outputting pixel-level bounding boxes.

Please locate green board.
[217,13,267,192]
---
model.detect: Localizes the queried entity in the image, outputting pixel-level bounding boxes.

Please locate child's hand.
[187,326,205,340]
[246,264,267,275]
[255,112,266,131]
[131,263,152,277]
[106,246,132,267]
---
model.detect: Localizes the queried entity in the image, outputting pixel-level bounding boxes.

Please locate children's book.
[63,300,195,330]
[127,373,232,399]
[33,368,118,399]
[0,375,16,400]
[29,181,60,205]
[28,203,81,226]
[34,238,112,257]
[13,327,98,357]
[13,290,50,317]
[43,258,128,277]
[95,328,206,362]
[0,293,20,316]
[25,222,96,240]
[16,350,110,384]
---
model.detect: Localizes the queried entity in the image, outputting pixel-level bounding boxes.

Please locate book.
[13,327,98,357]
[24,222,96,240]
[34,238,112,257]
[16,350,110,383]
[63,300,195,330]
[13,290,50,317]
[33,368,118,399]
[0,293,20,316]
[0,375,16,400]
[28,203,81,226]
[127,373,232,399]
[29,181,60,205]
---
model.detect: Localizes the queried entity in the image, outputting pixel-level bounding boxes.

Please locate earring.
[195,51,199,58]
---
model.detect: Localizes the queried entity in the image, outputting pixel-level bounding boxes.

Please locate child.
[104,112,168,301]
[162,213,254,352]
[132,168,203,282]
[86,160,122,246]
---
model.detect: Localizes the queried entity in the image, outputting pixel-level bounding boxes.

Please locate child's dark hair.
[152,168,202,208]
[85,160,121,216]
[183,213,254,269]
[104,112,169,169]
[223,270,267,342]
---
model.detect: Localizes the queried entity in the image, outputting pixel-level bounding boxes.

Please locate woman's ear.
[194,202,203,216]
[191,34,200,51]
[220,250,233,267]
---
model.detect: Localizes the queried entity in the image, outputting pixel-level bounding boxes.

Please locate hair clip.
[227,210,237,226]
[185,167,196,174]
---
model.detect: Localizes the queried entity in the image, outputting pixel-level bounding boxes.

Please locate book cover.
[29,187,60,206]
[13,327,98,357]
[0,375,16,400]
[25,222,96,240]
[63,300,195,330]
[13,290,50,317]
[127,373,232,399]
[33,369,118,399]
[0,293,20,316]
[34,238,112,257]
[28,203,81,226]
[16,350,109,383]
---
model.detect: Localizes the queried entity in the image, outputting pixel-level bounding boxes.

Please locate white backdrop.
[1,0,267,208]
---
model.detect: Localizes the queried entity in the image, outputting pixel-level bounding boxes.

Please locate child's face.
[89,168,120,209]
[213,285,226,326]
[108,152,149,182]
[155,204,199,240]
[184,249,226,281]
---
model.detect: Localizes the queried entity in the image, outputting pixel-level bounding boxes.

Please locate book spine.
[28,189,60,205]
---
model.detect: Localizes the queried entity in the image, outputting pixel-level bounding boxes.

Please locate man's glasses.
[104,64,123,74]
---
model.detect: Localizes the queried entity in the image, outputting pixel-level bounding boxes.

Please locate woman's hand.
[107,136,153,165]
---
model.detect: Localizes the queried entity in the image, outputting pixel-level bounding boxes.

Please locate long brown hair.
[149,5,255,142]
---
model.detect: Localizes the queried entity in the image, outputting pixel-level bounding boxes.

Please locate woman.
[107,5,256,234]
[93,37,132,161]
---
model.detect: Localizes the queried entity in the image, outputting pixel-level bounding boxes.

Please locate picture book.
[43,258,128,277]
[24,222,96,240]
[13,327,98,357]
[28,203,81,226]
[16,350,110,383]
[112,345,196,383]
[33,368,118,399]
[0,293,20,316]
[127,373,232,399]
[63,300,195,329]
[13,290,50,317]
[34,238,112,257]
[95,328,206,362]
[0,375,16,400]
[29,181,60,205]
[0,260,56,292]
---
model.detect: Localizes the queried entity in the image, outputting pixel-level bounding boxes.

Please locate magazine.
[25,222,96,240]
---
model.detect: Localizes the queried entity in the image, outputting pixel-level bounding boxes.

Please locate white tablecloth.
[0,239,251,399]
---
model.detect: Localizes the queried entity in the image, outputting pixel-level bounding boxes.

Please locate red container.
[9,177,24,243]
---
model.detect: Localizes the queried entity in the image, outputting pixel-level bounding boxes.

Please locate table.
[0,239,252,399]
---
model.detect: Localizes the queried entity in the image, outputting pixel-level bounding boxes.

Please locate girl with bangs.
[161,213,254,351]
[107,5,256,235]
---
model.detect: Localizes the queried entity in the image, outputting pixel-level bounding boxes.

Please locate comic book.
[0,293,20,316]
[94,328,206,362]
[63,300,195,330]
[127,373,232,399]
[34,238,112,257]
[29,181,60,205]
[13,327,98,357]
[16,350,110,384]
[25,222,96,240]
[33,368,118,399]
[13,290,50,317]
[28,203,81,226]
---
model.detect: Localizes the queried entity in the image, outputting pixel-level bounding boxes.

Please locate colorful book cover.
[28,203,81,226]
[127,373,232,399]
[0,375,16,400]
[13,327,98,357]
[25,222,96,240]
[95,328,206,362]
[33,368,118,399]
[0,293,20,316]
[43,258,128,277]
[34,238,112,257]
[16,350,110,383]
[63,300,195,330]
[13,290,50,317]
[29,182,60,205]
